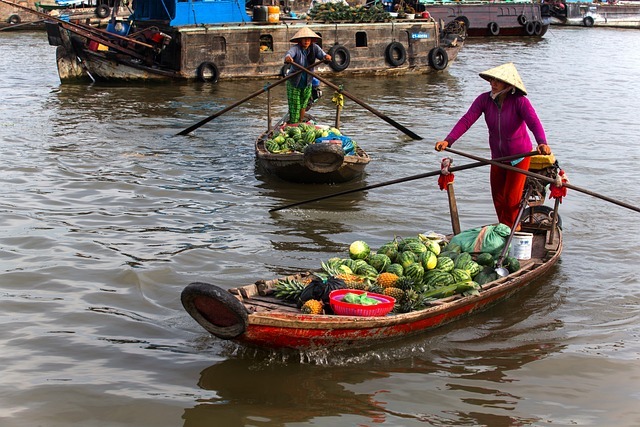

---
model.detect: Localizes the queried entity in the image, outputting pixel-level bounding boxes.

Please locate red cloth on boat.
[438,157,455,190]
[550,169,569,202]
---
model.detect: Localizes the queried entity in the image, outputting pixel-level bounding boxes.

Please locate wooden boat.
[418,1,552,37]
[28,0,466,83]
[0,0,121,30]
[181,168,564,350]
[548,1,640,28]
[255,123,371,184]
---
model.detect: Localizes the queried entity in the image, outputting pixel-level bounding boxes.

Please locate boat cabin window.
[260,35,273,53]
[210,36,226,53]
[355,31,367,47]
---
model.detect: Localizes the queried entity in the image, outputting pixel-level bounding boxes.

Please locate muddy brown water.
[1,27,639,426]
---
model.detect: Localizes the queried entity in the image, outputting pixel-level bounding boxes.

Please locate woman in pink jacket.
[435,62,552,230]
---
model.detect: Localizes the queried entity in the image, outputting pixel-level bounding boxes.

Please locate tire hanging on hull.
[428,47,448,71]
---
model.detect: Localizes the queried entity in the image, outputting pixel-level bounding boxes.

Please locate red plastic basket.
[329,289,395,317]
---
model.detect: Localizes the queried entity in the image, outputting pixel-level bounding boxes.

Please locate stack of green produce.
[325,234,519,313]
[265,124,351,154]
[308,3,390,23]
[273,233,521,314]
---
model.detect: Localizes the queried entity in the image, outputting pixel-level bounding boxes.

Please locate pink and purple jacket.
[445,91,547,159]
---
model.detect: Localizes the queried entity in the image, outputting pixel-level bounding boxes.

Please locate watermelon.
[349,240,370,260]
[304,130,316,144]
[376,243,398,262]
[435,256,454,272]
[356,263,378,279]
[385,263,404,277]
[474,266,499,285]
[397,251,418,269]
[340,258,359,272]
[368,253,391,273]
[420,250,438,270]
[454,252,472,270]
[424,271,455,288]
[504,256,521,273]
[476,252,495,267]
[403,241,428,256]
[425,239,441,256]
[404,263,425,283]
[462,260,482,278]
[443,242,461,254]
[265,140,279,153]
[451,268,472,283]
[398,237,422,252]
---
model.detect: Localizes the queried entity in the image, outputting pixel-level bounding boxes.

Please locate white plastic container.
[509,232,533,260]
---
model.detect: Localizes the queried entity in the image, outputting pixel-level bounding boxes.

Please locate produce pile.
[308,3,391,23]
[264,124,355,154]
[274,233,521,315]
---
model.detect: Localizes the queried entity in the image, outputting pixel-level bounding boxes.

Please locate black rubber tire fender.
[95,5,110,18]
[385,41,407,67]
[488,21,500,36]
[517,14,527,26]
[197,62,220,83]
[181,282,249,340]
[583,16,594,27]
[533,20,544,35]
[8,14,21,24]
[303,142,345,173]
[328,44,350,72]
[525,20,536,35]
[428,46,448,71]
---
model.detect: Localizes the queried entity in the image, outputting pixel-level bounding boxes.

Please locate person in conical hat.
[434,62,553,230]
[283,27,331,123]
[289,27,322,43]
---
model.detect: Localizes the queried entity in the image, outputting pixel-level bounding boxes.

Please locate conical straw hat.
[479,62,527,95]
[290,27,322,42]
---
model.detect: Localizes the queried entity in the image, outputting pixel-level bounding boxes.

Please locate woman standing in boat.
[435,62,552,230]
[283,27,331,123]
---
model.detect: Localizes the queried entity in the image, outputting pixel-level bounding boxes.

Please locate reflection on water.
[185,359,389,426]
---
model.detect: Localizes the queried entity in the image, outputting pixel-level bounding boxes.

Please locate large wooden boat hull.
[549,2,640,28]
[182,225,562,350]
[45,18,465,83]
[423,2,551,37]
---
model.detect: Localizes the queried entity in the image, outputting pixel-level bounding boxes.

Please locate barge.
[32,0,466,83]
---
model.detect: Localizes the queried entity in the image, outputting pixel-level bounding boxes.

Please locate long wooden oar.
[176,62,320,136]
[269,151,537,212]
[290,63,423,140]
[445,147,640,214]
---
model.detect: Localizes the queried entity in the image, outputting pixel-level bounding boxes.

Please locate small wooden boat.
[182,203,563,350]
[254,123,371,184]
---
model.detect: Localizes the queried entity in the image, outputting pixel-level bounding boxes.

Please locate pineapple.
[322,261,367,290]
[394,276,417,292]
[398,288,427,313]
[273,278,307,302]
[376,272,399,288]
[383,286,405,302]
[366,283,383,295]
[301,299,324,315]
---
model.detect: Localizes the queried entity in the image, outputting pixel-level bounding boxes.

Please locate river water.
[1,26,640,426]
